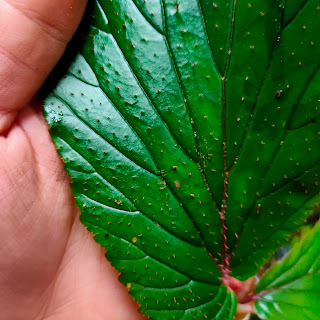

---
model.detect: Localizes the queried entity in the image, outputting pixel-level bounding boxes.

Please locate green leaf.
[254,220,320,320]
[44,0,320,318]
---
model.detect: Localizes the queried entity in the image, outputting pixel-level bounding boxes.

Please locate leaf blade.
[43,0,320,318]
[254,220,320,320]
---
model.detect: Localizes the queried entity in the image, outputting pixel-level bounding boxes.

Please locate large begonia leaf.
[254,220,320,320]
[44,0,320,318]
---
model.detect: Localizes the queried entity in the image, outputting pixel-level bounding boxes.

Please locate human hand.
[0,1,144,319]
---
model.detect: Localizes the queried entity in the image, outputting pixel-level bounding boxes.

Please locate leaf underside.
[255,220,320,320]
[44,0,320,319]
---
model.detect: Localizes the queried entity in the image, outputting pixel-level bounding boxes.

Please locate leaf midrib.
[219,0,237,274]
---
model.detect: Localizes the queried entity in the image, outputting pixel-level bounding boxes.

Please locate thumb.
[0,0,87,134]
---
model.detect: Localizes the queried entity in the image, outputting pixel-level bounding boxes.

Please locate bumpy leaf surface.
[44,0,320,318]
[254,220,320,320]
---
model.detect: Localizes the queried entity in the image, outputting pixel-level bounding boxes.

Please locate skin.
[0,1,145,319]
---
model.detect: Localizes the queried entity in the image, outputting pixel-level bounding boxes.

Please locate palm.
[0,1,143,319]
[0,104,76,319]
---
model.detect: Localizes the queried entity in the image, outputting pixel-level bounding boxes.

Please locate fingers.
[2,101,146,320]
[0,0,87,134]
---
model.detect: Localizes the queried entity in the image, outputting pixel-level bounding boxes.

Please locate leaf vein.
[85,221,214,285]
[258,162,320,201]
[283,0,309,30]
[53,93,159,177]
[54,136,138,209]
[129,0,165,36]
[81,193,205,248]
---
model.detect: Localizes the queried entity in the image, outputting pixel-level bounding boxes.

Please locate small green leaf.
[254,220,320,320]
[44,0,320,318]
